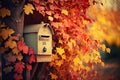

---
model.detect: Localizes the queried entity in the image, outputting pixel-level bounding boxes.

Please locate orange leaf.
[16,53,23,61]
[0,8,11,18]
[5,39,17,49]
[49,72,58,80]
[0,28,14,40]
[23,3,35,15]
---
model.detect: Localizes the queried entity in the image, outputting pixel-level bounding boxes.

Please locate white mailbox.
[23,22,54,62]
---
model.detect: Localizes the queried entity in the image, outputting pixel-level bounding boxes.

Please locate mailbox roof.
[24,23,54,35]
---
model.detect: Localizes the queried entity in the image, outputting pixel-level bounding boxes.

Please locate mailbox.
[23,22,54,62]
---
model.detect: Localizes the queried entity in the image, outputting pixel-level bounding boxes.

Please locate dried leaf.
[4,52,16,63]
[3,66,13,74]
[0,28,14,40]
[16,53,23,61]
[5,39,17,49]
[23,3,35,15]
[49,72,58,80]
[0,47,7,54]
[12,47,19,55]
[0,8,11,18]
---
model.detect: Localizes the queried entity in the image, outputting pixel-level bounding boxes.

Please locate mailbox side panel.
[24,33,38,54]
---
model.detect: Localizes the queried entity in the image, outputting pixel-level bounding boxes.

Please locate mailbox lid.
[24,22,54,35]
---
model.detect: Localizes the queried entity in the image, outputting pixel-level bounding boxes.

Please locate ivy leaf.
[23,3,35,15]
[0,8,11,18]
[26,64,32,71]
[61,9,68,15]
[4,52,16,63]
[12,47,19,55]
[16,53,23,61]
[17,39,28,54]
[0,28,14,40]
[28,48,34,55]
[5,39,17,49]
[14,73,23,80]
[29,55,36,64]
[14,62,25,74]
[49,72,58,80]
[56,47,65,56]
[3,66,13,74]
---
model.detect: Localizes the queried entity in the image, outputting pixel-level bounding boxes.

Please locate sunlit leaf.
[73,57,82,66]
[48,16,54,21]
[23,3,35,15]
[0,8,11,18]
[61,9,68,15]
[56,47,65,56]
[106,48,110,53]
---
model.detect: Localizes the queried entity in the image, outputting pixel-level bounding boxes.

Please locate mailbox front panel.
[38,25,52,55]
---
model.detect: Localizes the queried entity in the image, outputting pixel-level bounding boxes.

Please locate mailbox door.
[38,26,52,55]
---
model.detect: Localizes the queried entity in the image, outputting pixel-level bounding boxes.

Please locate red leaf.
[23,45,28,54]
[14,73,23,80]
[29,55,36,64]
[17,39,28,54]
[28,48,34,55]
[14,62,25,74]
[26,64,32,71]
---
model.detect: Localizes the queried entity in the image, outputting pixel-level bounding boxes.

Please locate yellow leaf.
[49,72,58,80]
[23,3,35,15]
[0,28,14,40]
[48,16,54,21]
[61,9,68,15]
[56,47,65,56]
[101,44,106,51]
[16,53,23,61]
[106,48,111,53]
[5,39,17,49]
[12,47,19,55]
[73,57,82,66]
[0,8,11,18]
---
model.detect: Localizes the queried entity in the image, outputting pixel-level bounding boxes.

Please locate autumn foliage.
[1,0,119,80]
[33,0,110,79]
